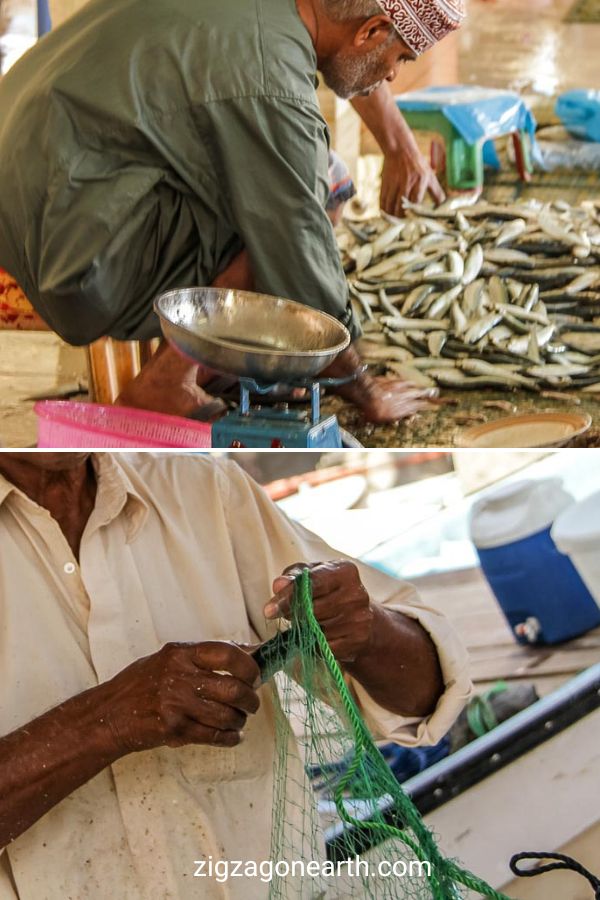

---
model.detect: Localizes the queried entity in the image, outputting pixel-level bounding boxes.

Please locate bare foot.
[116,342,220,418]
[116,248,255,416]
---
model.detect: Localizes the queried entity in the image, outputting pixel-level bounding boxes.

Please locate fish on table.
[340,197,600,393]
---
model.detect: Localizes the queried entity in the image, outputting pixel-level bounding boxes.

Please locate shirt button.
[64,562,76,575]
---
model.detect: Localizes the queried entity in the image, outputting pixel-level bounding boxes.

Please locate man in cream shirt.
[0,453,471,899]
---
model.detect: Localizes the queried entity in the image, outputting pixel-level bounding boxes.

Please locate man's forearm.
[345,606,444,718]
[0,687,121,848]
[0,639,261,849]
[351,83,418,157]
[351,82,445,216]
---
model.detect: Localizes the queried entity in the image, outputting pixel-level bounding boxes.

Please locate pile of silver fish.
[341,196,600,393]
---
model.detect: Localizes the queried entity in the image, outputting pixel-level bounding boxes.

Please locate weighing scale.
[154,287,360,448]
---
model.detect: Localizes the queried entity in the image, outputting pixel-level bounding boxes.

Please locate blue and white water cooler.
[470,479,600,645]
[552,490,600,612]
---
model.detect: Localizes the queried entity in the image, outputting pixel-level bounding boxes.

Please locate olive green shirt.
[0,0,358,344]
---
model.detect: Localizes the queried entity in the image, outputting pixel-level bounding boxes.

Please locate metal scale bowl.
[154,288,354,448]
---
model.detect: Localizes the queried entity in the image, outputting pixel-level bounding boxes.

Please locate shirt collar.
[0,475,13,507]
[90,454,149,542]
[0,454,148,543]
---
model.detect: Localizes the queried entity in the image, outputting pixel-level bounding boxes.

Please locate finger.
[372,396,430,421]
[387,401,429,420]
[175,722,242,749]
[422,387,440,400]
[390,392,436,408]
[272,560,323,593]
[318,614,372,645]
[269,591,366,625]
[427,172,446,206]
[394,384,439,400]
[389,391,438,410]
[381,376,438,395]
[269,565,310,618]
[272,570,303,596]
[186,697,248,732]
[377,380,435,401]
[192,669,261,715]
[267,562,359,619]
[311,602,359,627]
[384,190,407,219]
[310,563,355,595]
[191,642,260,686]
[392,193,407,219]
[269,563,325,617]
[388,178,412,217]
[399,172,417,205]
[414,177,428,205]
[311,586,369,623]
[380,184,392,215]
[390,380,421,391]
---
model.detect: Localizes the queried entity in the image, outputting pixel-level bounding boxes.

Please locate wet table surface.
[322,388,600,449]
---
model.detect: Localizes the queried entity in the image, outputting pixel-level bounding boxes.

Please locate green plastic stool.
[399,108,533,191]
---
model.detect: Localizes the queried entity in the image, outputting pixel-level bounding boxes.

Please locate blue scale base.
[211,410,343,449]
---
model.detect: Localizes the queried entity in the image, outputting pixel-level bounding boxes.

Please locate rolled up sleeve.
[346,581,472,747]
[220,460,472,748]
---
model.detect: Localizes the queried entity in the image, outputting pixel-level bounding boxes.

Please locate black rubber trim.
[326,663,600,860]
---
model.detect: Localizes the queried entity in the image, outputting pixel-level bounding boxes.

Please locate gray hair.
[321,0,384,21]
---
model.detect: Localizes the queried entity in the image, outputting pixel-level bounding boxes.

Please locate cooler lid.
[552,490,600,554]
[470,478,574,549]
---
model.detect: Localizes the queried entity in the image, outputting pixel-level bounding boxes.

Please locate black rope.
[510,852,600,899]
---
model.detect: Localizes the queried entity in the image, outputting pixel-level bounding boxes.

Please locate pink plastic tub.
[35,401,212,449]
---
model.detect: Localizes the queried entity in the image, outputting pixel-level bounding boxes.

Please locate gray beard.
[320,46,391,100]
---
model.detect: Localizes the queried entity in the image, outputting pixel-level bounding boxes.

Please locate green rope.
[467,683,508,739]
[289,568,514,900]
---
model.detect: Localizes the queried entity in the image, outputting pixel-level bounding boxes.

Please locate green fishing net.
[261,569,513,900]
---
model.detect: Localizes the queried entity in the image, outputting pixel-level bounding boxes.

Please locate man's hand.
[265,561,374,664]
[353,375,436,425]
[0,641,260,848]
[98,642,261,753]
[264,560,444,718]
[380,148,445,218]
[351,84,445,217]
[321,345,437,424]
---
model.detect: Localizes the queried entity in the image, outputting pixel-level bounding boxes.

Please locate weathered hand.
[265,561,374,664]
[321,345,437,424]
[353,376,438,425]
[97,642,260,754]
[380,148,445,218]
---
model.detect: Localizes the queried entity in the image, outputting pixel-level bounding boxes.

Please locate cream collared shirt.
[0,454,471,899]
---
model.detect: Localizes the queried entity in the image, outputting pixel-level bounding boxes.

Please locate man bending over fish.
[0,0,464,423]
[0,452,470,897]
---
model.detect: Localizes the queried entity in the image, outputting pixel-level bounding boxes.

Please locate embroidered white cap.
[375,0,466,56]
